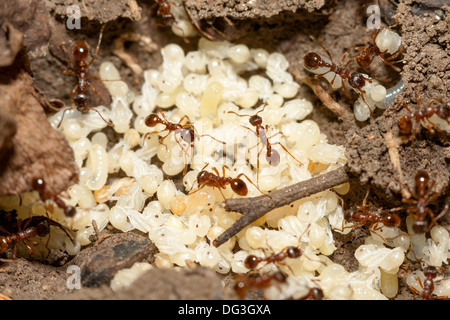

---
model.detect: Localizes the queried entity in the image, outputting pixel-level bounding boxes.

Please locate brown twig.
[213,167,350,247]
[296,74,355,126]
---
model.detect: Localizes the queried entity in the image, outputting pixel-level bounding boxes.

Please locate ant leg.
[270,141,304,166]
[57,106,76,128]
[59,43,75,70]
[87,24,106,68]
[86,106,114,127]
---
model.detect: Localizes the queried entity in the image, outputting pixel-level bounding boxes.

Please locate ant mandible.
[228,104,303,185]
[32,178,77,217]
[58,24,113,128]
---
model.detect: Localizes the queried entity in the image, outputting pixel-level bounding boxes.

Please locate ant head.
[286,246,301,259]
[398,115,413,135]
[73,41,89,62]
[230,178,248,196]
[64,206,77,217]
[36,221,50,237]
[74,93,88,108]
[415,170,429,192]
[244,255,259,269]
[196,170,209,185]
[249,114,262,126]
[145,113,161,127]
[32,178,46,192]
[348,72,367,89]
[303,52,322,70]
[382,214,401,228]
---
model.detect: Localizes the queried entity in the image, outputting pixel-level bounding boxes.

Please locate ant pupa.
[58,24,113,128]
[353,25,403,72]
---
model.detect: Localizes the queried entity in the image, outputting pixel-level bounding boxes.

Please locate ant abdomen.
[230,179,248,196]
[265,149,280,166]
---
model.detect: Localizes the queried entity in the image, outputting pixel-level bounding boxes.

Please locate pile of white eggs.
[0,33,448,300]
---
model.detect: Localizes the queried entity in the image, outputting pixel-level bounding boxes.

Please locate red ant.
[233,271,287,299]
[333,190,404,240]
[228,105,303,185]
[58,24,113,128]
[353,26,403,72]
[32,178,77,217]
[244,246,302,270]
[401,170,443,234]
[397,90,449,143]
[244,224,326,272]
[151,0,189,43]
[0,216,74,258]
[144,110,226,174]
[410,266,448,300]
[189,164,266,200]
[303,47,374,109]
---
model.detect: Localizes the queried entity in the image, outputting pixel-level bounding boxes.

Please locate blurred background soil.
[0,0,448,300]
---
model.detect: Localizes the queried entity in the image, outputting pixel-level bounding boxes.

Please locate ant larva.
[397,89,449,143]
[401,170,444,234]
[228,104,303,186]
[188,164,267,200]
[333,190,404,240]
[233,271,287,299]
[32,178,77,217]
[303,46,375,111]
[58,24,113,128]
